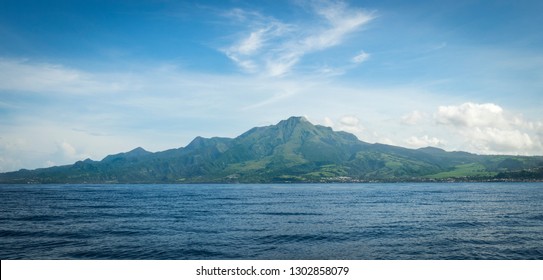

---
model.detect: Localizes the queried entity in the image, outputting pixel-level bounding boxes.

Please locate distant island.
[1,116,542,184]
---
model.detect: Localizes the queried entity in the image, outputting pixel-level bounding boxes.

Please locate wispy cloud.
[352,50,370,64]
[222,13,291,73]
[2,55,541,172]
[222,1,374,77]
[401,110,425,125]
[0,58,139,94]
[304,0,373,50]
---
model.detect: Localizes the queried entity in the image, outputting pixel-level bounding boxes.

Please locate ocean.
[0,183,542,259]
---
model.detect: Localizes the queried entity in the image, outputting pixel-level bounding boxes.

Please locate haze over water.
[1,183,542,259]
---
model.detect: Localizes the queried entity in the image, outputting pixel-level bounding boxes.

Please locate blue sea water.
[0,183,542,259]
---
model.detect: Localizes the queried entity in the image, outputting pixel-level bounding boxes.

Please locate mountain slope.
[1,116,542,183]
[213,117,369,182]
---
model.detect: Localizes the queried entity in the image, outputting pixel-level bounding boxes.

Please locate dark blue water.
[0,183,542,259]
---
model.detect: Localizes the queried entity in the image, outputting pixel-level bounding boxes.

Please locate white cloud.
[401,110,425,125]
[405,135,445,148]
[339,115,360,127]
[0,58,80,90]
[60,141,78,158]
[223,19,291,73]
[352,50,370,64]
[2,55,541,172]
[322,117,335,127]
[0,58,138,94]
[315,115,365,136]
[301,1,373,51]
[0,120,150,172]
[436,102,505,127]
[235,29,266,55]
[57,141,91,161]
[468,127,535,153]
[266,54,300,77]
[435,102,543,155]
[222,1,374,77]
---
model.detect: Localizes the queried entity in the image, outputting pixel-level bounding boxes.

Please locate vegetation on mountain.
[1,117,542,183]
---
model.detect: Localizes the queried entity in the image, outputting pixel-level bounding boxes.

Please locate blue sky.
[1,0,542,171]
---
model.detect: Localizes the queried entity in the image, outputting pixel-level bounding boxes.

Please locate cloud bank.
[435,102,543,155]
[1,55,541,173]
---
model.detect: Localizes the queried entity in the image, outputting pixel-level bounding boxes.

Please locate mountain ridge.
[1,116,542,183]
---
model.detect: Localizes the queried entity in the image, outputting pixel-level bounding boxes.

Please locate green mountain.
[1,116,542,183]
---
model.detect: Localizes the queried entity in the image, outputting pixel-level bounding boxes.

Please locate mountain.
[1,116,542,183]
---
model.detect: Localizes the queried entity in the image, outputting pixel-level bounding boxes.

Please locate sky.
[1,0,542,172]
